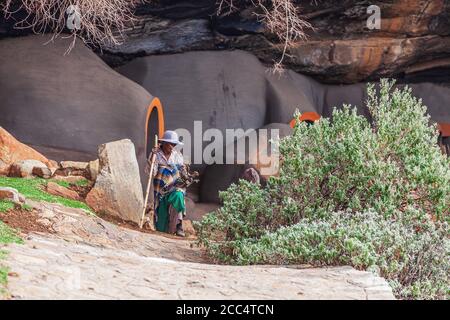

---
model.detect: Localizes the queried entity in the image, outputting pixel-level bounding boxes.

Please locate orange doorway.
[289,111,321,128]
[145,97,165,158]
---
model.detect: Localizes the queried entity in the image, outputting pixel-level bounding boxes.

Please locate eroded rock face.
[288,36,450,84]
[86,139,144,224]
[100,0,450,84]
[1,1,449,83]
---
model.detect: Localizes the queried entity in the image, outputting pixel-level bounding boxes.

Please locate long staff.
[139,135,158,229]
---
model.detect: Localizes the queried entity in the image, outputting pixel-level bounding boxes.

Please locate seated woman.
[146,130,186,237]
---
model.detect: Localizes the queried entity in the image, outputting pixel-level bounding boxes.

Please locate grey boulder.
[86,139,144,224]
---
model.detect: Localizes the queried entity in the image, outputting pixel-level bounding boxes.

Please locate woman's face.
[161,142,176,156]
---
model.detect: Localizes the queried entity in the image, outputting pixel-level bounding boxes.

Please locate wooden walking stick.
[139,135,158,229]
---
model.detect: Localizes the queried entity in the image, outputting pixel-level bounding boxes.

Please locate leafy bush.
[227,209,449,299]
[196,79,450,299]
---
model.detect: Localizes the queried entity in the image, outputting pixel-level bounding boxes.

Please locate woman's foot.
[176,223,186,237]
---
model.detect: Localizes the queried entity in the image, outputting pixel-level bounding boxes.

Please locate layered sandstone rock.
[1,1,449,83]
[46,182,81,201]
[104,0,450,84]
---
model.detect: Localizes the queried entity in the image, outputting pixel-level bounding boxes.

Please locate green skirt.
[155,190,186,232]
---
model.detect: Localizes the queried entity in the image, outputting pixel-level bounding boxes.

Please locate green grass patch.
[0,250,11,289]
[74,178,89,187]
[0,221,23,245]
[0,222,22,296]
[0,266,8,286]
[52,178,89,189]
[0,201,14,213]
[0,204,24,298]
[21,204,33,212]
[53,180,70,188]
[0,250,7,260]
[0,176,93,214]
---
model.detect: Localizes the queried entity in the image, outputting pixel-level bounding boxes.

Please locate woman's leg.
[167,204,184,235]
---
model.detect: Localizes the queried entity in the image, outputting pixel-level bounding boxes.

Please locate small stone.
[32,166,52,179]
[241,167,260,184]
[18,194,26,203]
[36,218,52,227]
[60,161,89,170]
[0,187,23,204]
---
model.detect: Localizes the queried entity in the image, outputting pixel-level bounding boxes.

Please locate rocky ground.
[1,201,395,300]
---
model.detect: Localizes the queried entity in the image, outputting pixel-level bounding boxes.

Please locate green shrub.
[229,209,449,299]
[196,79,450,299]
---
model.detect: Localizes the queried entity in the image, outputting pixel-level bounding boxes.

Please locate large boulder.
[86,139,144,224]
[0,127,53,175]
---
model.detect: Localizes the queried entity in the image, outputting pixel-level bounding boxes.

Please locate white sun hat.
[158,130,184,145]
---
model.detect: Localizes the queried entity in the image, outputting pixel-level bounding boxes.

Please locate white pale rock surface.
[8,159,49,178]
[60,161,89,170]
[1,201,395,300]
[86,139,144,224]
[0,187,24,204]
[87,159,99,181]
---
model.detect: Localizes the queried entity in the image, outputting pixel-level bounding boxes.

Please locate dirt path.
[1,201,395,300]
